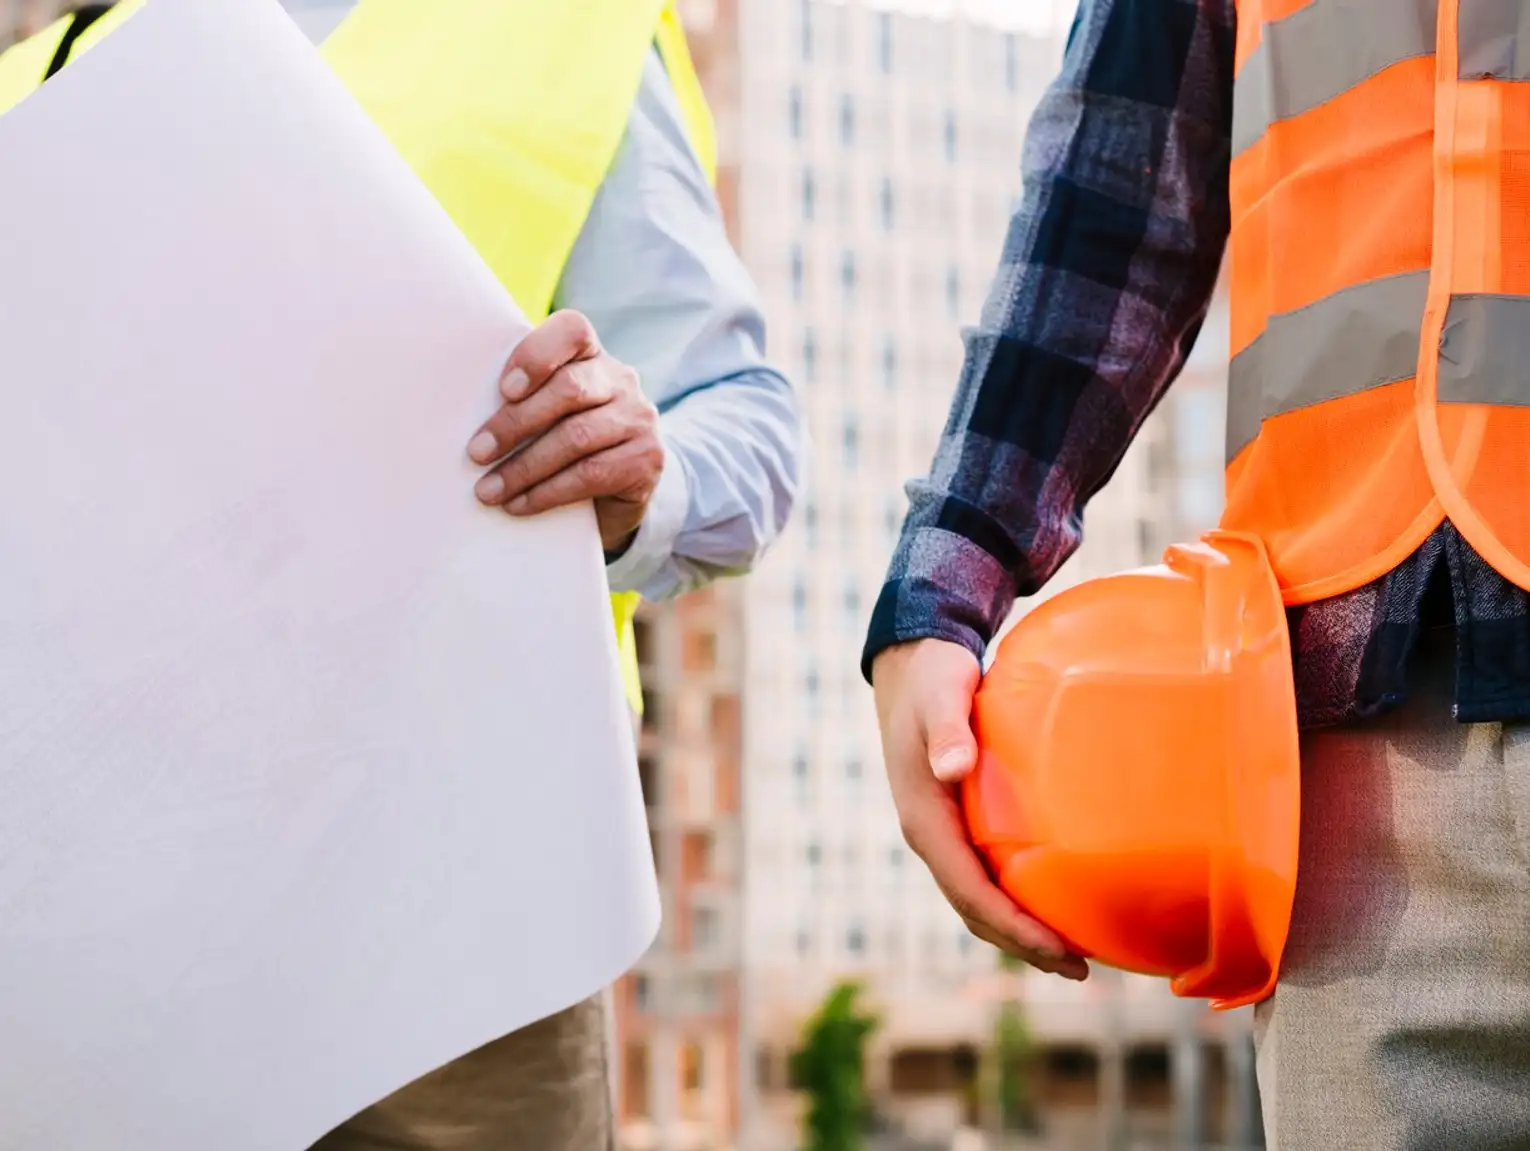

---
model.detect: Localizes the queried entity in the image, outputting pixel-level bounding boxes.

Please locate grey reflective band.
[1226,272,1428,461]
[1458,0,1530,79]
[1232,0,1435,158]
[1439,295,1530,403]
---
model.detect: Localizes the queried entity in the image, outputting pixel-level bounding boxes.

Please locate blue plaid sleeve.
[861,0,1236,680]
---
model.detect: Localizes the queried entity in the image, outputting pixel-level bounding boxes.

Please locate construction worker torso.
[1223,0,1530,604]
[0,0,720,715]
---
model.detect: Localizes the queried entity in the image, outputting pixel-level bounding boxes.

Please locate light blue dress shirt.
[284,1,802,602]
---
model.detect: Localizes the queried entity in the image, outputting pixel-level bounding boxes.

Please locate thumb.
[924,679,980,784]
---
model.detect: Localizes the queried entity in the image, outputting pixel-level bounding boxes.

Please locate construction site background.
[0,2,1261,1148]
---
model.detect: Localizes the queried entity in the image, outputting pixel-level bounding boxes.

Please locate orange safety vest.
[1222,0,1530,604]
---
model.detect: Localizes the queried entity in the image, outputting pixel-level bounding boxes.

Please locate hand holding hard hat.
[878,532,1301,1009]
[872,639,1090,982]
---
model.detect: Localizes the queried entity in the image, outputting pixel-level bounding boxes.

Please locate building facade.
[730,2,1256,1148]
[613,3,750,1151]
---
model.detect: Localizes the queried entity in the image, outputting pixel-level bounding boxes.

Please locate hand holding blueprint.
[0,0,658,1146]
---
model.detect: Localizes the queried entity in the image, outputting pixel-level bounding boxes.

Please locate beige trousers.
[308,993,615,1151]
[1255,631,1530,1149]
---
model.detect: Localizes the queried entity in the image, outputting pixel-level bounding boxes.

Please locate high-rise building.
[612,4,750,1151]
[728,2,1255,1148]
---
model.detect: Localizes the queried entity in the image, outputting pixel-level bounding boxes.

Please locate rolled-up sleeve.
[555,48,803,602]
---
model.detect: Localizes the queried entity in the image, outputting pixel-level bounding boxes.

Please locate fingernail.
[475,473,504,502]
[468,431,499,462]
[502,368,529,400]
[507,495,530,515]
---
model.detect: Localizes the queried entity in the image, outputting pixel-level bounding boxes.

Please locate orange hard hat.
[962,530,1300,1010]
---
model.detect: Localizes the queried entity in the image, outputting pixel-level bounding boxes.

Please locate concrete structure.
[612,4,750,1151]
[728,2,1257,1147]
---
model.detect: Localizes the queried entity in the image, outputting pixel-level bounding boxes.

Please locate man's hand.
[467,310,664,553]
[872,638,1089,980]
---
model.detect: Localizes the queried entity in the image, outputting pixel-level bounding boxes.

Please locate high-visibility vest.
[1222,0,1530,603]
[0,0,719,715]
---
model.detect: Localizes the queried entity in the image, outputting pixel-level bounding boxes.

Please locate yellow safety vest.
[0,0,718,716]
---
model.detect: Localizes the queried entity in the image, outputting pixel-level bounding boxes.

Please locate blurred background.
[1,1,1248,1148]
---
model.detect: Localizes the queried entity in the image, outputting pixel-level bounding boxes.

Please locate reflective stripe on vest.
[1224,0,1530,602]
[0,0,719,714]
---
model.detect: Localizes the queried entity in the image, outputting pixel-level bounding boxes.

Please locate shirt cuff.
[860,526,1020,683]
[605,443,689,595]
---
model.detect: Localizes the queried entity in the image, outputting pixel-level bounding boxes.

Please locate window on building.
[889,843,904,868]
[847,924,867,955]
[839,94,856,147]
[840,249,857,303]
[799,0,813,61]
[943,110,958,162]
[792,575,808,633]
[1004,32,1019,92]
[692,906,719,952]
[802,328,818,381]
[957,931,974,956]
[846,755,862,781]
[633,973,653,1012]
[638,755,659,807]
[876,11,894,72]
[682,1041,705,1092]
[755,1046,777,1091]
[790,244,805,301]
[793,749,810,780]
[879,177,895,230]
[946,265,961,318]
[803,499,819,547]
[801,168,816,221]
[806,840,822,867]
[625,1041,651,1120]
[692,974,721,1014]
[881,338,898,391]
[844,580,861,629]
[1126,1046,1172,1106]
[842,414,860,469]
[686,830,715,880]
[686,626,717,674]
[633,615,654,668]
[789,85,804,138]
[805,664,821,710]
[797,929,813,956]
[885,497,902,541]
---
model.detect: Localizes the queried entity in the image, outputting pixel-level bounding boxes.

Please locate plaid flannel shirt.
[862,0,1530,728]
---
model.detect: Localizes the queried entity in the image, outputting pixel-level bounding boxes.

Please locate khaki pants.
[309,993,615,1151]
[1255,631,1530,1149]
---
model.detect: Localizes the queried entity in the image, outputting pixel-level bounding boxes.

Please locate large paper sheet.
[0,0,659,1146]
